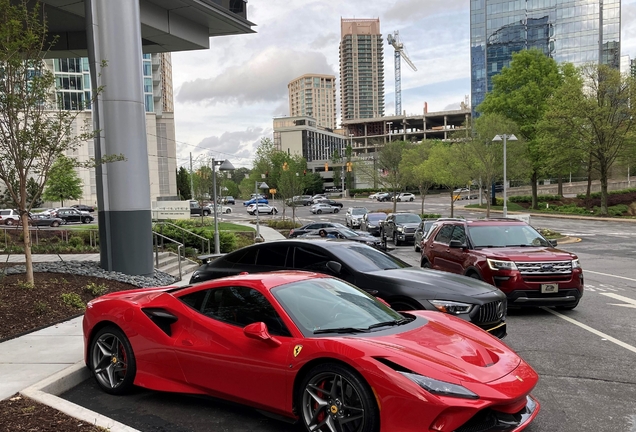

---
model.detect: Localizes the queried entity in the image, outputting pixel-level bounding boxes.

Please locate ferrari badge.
[293,345,303,357]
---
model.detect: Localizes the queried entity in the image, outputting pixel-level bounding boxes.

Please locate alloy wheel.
[90,328,135,394]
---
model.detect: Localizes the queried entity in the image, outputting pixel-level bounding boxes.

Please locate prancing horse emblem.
[293,345,303,357]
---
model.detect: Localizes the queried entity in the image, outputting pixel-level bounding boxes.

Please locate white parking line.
[542,308,636,355]
[600,293,636,309]
[585,270,636,283]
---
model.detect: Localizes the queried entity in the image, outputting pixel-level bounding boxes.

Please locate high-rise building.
[45,52,177,204]
[288,74,337,130]
[471,0,621,111]
[340,18,385,122]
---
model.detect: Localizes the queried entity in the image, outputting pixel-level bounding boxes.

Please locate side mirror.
[548,239,558,247]
[243,322,281,346]
[325,261,342,274]
[449,239,466,249]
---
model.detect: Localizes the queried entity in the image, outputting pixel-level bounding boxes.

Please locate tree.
[400,141,436,215]
[0,1,107,284]
[479,49,564,209]
[176,167,191,200]
[423,142,472,217]
[192,165,213,225]
[42,155,83,206]
[541,64,636,215]
[377,140,413,212]
[0,177,42,209]
[278,155,307,223]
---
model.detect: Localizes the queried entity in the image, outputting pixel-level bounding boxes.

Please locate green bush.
[510,194,562,203]
[83,282,108,297]
[420,213,442,219]
[68,236,84,248]
[61,293,86,310]
[606,204,629,217]
[576,187,636,200]
[265,220,301,229]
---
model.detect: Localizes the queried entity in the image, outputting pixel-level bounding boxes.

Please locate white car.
[396,193,415,202]
[0,209,21,225]
[310,203,340,214]
[246,203,278,215]
[210,204,232,214]
[368,192,381,200]
[345,207,368,228]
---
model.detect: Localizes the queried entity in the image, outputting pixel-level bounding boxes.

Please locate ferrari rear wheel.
[299,363,379,432]
[90,326,136,395]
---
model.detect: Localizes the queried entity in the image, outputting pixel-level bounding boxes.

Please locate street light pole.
[211,159,235,254]
[492,134,518,218]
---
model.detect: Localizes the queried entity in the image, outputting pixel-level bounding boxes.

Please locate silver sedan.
[310,203,340,214]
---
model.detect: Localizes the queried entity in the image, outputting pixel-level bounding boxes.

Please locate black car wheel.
[420,259,431,268]
[317,210,322,214]
[90,326,136,395]
[5,219,14,226]
[467,272,482,280]
[334,208,339,214]
[409,198,414,202]
[202,210,210,217]
[82,217,91,224]
[299,363,379,432]
[51,221,60,227]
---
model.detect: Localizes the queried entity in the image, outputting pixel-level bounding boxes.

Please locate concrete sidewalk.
[0,224,287,430]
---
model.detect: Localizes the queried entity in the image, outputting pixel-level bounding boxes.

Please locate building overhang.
[18,0,255,57]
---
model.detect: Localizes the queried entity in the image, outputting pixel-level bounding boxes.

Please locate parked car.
[0,209,21,225]
[421,218,584,309]
[345,207,368,228]
[285,195,313,206]
[360,212,387,236]
[28,213,63,227]
[367,192,382,200]
[395,192,415,202]
[243,197,269,206]
[189,240,509,339]
[221,196,235,205]
[189,201,211,216]
[72,204,95,212]
[380,212,422,246]
[84,271,538,431]
[310,203,340,214]
[376,192,395,202]
[247,203,278,215]
[288,222,346,238]
[309,194,327,204]
[55,207,94,224]
[209,204,232,214]
[313,198,343,208]
[414,219,439,252]
[298,226,385,250]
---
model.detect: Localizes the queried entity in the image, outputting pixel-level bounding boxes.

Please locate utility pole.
[189,152,194,199]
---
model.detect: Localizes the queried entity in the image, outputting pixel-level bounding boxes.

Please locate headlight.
[572,259,580,269]
[429,300,473,315]
[487,258,518,271]
[368,224,376,228]
[397,226,404,232]
[399,372,479,399]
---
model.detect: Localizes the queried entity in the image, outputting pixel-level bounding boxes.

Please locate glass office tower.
[471,0,621,113]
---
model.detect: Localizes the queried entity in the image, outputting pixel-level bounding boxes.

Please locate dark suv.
[421,218,584,309]
[380,213,422,246]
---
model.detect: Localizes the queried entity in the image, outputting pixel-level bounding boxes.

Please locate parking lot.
[62,195,636,432]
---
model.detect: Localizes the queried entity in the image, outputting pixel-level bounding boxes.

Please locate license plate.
[541,284,558,293]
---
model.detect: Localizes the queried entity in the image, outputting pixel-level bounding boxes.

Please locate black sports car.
[190,240,508,338]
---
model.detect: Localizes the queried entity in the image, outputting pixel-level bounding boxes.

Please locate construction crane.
[387,31,417,116]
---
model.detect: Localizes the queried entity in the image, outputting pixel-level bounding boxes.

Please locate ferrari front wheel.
[89,326,136,395]
[299,363,379,432]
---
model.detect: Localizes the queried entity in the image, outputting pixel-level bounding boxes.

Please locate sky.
[171,0,636,170]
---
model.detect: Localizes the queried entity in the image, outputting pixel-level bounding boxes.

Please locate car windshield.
[351,209,367,215]
[367,214,386,221]
[333,243,411,272]
[394,214,422,224]
[272,277,404,335]
[468,224,551,248]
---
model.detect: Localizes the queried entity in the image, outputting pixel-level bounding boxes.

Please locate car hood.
[354,313,521,384]
[397,222,420,228]
[364,268,502,301]
[476,247,576,261]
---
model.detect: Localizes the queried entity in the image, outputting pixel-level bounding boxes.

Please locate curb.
[465,207,636,223]
[20,362,140,432]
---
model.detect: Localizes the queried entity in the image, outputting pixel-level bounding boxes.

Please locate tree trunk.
[450,191,454,218]
[530,171,539,209]
[19,203,34,285]
[557,175,563,197]
[600,163,609,216]
[585,152,593,208]
[485,190,491,218]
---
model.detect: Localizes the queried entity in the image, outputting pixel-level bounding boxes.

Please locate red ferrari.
[83,271,540,432]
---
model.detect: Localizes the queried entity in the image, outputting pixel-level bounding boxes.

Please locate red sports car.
[83,271,540,432]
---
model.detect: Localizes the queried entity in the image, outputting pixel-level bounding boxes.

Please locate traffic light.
[324,162,329,171]
[303,169,307,176]
[283,162,289,171]
[346,162,353,172]
[265,171,269,178]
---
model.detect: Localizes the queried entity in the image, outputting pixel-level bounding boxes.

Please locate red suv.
[421,219,583,309]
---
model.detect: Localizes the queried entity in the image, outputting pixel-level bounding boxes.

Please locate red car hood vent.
[364,320,520,383]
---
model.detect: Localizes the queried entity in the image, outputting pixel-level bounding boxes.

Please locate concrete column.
[86,0,153,276]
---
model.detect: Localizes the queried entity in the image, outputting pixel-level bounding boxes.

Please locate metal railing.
[152,232,183,281]
[153,222,211,256]
[0,226,99,249]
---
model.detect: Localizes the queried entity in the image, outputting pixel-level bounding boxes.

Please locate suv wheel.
[5,219,14,226]
[466,272,482,280]
[420,259,431,268]
[334,208,339,214]
[202,210,210,217]
[409,197,414,202]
